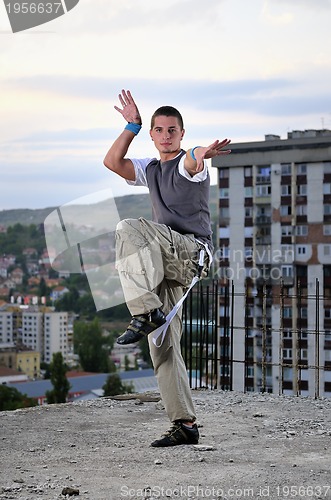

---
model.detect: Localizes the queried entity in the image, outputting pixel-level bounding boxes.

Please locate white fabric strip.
[152,249,206,347]
[152,275,200,347]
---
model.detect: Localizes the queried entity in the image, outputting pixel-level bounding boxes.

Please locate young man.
[104,90,231,447]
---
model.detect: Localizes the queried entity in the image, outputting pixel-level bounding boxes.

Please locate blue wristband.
[190,146,201,161]
[125,123,142,135]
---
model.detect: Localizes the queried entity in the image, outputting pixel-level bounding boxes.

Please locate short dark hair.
[150,106,184,130]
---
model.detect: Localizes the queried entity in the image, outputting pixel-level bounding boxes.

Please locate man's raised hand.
[194,139,231,173]
[114,89,142,125]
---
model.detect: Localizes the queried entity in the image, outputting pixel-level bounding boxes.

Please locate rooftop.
[0,390,330,499]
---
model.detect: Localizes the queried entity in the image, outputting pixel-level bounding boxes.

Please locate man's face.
[150,115,185,156]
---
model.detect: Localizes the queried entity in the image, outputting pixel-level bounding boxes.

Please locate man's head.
[150,106,184,130]
[150,106,185,158]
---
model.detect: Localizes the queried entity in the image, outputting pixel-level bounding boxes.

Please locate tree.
[102,374,134,397]
[124,354,130,371]
[38,277,49,298]
[138,337,152,367]
[0,385,37,411]
[74,317,114,373]
[45,352,70,404]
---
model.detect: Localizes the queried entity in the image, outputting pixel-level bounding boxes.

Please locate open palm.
[114,89,142,124]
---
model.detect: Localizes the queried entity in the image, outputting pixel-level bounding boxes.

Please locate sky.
[1,0,331,210]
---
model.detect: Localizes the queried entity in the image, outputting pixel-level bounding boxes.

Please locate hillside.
[0,185,218,228]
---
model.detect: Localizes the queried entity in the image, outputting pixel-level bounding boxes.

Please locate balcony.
[255,215,271,225]
[256,175,271,184]
[255,237,272,245]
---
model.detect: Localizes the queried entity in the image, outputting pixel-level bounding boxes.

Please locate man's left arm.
[184,139,231,177]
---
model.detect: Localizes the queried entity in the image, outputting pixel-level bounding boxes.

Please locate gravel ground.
[0,390,330,500]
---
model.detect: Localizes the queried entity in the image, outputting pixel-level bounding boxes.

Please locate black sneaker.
[151,422,199,447]
[116,308,166,345]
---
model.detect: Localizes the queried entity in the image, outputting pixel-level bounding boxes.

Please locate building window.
[245,305,253,316]
[324,309,331,318]
[256,185,271,197]
[323,225,331,236]
[324,204,331,215]
[256,166,271,183]
[283,329,292,339]
[244,227,253,238]
[280,205,291,216]
[283,349,292,359]
[324,245,331,256]
[300,349,308,360]
[220,207,229,218]
[245,247,253,259]
[297,163,307,175]
[220,188,229,198]
[281,185,291,196]
[244,186,253,197]
[245,207,253,218]
[323,162,331,174]
[296,205,307,216]
[219,168,229,178]
[297,265,307,277]
[247,366,254,377]
[280,245,294,260]
[220,365,230,376]
[219,247,230,259]
[281,226,293,236]
[296,245,307,256]
[300,307,308,318]
[297,185,307,196]
[281,163,291,175]
[283,367,293,380]
[257,165,271,176]
[283,307,292,318]
[325,351,331,362]
[296,226,308,236]
[282,265,293,277]
[244,166,252,177]
[323,183,331,195]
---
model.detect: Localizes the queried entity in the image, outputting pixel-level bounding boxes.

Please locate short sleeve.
[126,158,155,186]
[178,156,208,182]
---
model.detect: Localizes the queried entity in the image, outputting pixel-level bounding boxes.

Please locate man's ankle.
[180,421,194,428]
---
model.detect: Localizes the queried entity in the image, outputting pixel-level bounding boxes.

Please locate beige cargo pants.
[115,217,209,423]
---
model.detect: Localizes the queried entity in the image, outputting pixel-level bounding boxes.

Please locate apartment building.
[212,129,331,397]
[44,311,68,364]
[0,311,13,344]
[0,306,71,371]
[0,345,40,379]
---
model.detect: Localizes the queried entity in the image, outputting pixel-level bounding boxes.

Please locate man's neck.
[159,149,182,163]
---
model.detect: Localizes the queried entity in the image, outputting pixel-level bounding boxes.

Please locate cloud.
[4,73,331,119]
[56,0,227,35]
[269,0,331,9]
[0,152,149,210]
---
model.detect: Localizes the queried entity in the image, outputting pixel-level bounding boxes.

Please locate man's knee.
[116,218,140,233]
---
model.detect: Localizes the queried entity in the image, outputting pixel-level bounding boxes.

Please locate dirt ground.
[0,389,330,500]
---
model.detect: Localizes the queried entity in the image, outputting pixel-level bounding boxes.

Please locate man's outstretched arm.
[103,90,142,181]
[184,139,231,177]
